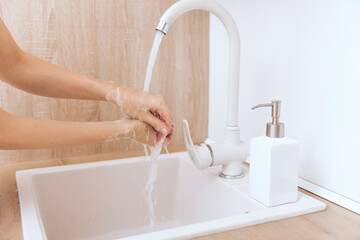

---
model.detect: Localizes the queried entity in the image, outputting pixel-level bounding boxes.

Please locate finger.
[146,127,157,147]
[162,125,174,146]
[140,112,169,136]
[157,133,164,142]
[166,125,174,140]
[152,106,173,129]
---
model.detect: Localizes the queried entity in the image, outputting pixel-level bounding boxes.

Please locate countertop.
[0,152,359,240]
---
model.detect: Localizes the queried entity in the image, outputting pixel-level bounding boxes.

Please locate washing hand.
[120,119,158,147]
[0,18,173,150]
[107,86,174,145]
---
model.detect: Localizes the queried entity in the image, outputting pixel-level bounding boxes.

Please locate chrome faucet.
[156,0,246,178]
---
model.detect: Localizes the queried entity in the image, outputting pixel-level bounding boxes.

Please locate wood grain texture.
[0,158,359,239]
[0,0,209,164]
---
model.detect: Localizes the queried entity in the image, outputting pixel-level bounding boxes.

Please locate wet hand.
[122,119,158,147]
[108,86,174,144]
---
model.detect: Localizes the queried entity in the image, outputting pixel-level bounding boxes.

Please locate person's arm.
[0,108,156,149]
[0,18,174,143]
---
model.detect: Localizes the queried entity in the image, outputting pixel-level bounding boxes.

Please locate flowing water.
[143,31,164,92]
[143,30,166,229]
[145,137,166,229]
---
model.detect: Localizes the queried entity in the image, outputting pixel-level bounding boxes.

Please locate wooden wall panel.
[0,0,209,164]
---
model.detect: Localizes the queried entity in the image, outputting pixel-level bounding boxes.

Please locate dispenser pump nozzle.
[252,100,285,138]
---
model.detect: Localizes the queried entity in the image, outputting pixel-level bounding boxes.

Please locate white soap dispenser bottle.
[249,100,299,207]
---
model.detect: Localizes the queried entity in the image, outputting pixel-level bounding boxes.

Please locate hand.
[107,86,174,145]
[122,119,157,146]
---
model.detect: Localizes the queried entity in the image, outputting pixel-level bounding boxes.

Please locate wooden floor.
[0,151,359,240]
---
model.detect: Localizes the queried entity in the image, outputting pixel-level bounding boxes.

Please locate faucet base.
[219,171,244,179]
[220,160,244,179]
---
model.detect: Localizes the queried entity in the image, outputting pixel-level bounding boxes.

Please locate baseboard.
[298,177,360,214]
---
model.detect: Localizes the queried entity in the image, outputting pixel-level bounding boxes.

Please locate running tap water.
[143,30,166,229]
[143,31,165,92]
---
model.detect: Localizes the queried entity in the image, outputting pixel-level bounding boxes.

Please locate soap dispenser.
[249,100,299,207]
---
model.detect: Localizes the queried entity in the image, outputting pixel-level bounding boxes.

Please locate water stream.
[144,137,165,229]
[143,30,165,229]
[143,31,164,92]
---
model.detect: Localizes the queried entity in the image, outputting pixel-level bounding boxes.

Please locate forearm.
[0,18,119,102]
[0,19,174,143]
[5,52,120,101]
[0,110,131,149]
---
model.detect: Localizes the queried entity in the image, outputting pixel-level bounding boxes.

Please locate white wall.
[209,0,360,211]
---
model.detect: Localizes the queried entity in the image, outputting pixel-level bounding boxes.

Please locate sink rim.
[16,152,326,240]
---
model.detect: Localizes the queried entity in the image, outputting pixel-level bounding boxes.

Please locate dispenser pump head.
[252,100,285,138]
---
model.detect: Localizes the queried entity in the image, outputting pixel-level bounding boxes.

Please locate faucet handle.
[182,120,213,169]
[182,119,248,177]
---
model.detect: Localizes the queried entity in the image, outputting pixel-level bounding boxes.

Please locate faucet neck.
[158,0,241,138]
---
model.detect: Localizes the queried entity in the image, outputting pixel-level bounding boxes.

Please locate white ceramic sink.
[16,152,325,240]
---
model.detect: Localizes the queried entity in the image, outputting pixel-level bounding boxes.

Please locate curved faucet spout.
[156,0,241,140]
[156,0,245,178]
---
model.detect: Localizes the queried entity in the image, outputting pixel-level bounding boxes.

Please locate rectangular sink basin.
[16,152,325,240]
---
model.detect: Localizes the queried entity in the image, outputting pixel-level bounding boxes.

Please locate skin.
[0,18,174,148]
